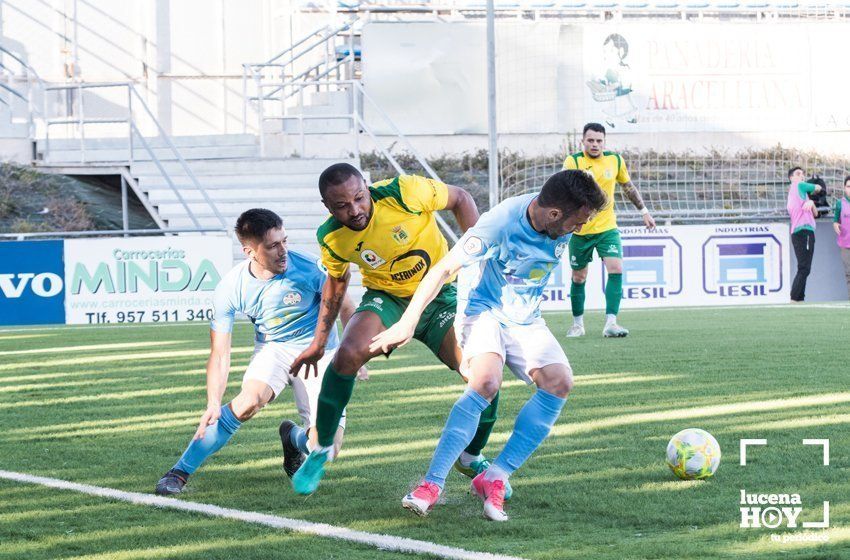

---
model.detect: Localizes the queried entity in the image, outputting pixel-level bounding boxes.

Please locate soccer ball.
[666,428,721,480]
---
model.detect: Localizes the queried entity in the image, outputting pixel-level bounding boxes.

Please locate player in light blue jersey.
[155,209,363,495]
[371,170,606,520]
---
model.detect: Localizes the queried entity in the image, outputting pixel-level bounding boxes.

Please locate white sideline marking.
[0,470,525,560]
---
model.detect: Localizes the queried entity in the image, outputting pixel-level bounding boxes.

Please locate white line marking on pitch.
[0,470,525,560]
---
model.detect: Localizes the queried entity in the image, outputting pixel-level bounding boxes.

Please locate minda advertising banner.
[63,235,232,325]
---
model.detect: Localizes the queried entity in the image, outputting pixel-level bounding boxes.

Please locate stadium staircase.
[34,134,355,262]
[11,15,452,285]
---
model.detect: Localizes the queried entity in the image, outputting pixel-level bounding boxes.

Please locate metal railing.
[242,17,359,137]
[0,227,229,242]
[41,82,227,231]
[240,19,469,240]
[0,44,45,141]
[252,77,459,241]
[500,140,850,223]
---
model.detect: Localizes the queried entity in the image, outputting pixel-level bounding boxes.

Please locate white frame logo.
[738,439,830,530]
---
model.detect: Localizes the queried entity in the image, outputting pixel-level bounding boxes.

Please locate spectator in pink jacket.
[786,167,822,302]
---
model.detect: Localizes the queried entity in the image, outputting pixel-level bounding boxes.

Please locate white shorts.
[242,340,345,430]
[455,311,570,385]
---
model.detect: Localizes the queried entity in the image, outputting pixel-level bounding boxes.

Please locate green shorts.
[355,284,456,356]
[568,228,623,270]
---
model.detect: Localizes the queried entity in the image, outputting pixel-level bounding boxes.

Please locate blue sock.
[492,389,566,477]
[290,425,310,454]
[173,403,242,474]
[424,389,491,488]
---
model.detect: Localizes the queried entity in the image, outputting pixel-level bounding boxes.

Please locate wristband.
[640,207,650,216]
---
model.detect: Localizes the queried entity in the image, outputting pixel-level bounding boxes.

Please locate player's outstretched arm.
[194,329,232,440]
[369,248,464,354]
[292,270,350,378]
[445,184,479,233]
[622,180,656,229]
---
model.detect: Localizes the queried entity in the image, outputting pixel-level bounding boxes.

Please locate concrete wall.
[0,0,306,137]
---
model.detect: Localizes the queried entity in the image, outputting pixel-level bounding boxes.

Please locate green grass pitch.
[1,305,848,560]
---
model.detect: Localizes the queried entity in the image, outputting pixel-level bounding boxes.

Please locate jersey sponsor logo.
[389,249,431,282]
[604,169,614,179]
[391,225,409,245]
[555,242,568,259]
[463,236,483,255]
[436,309,455,329]
[360,249,386,269]
[363,295,383,311]
[282,291,302,305]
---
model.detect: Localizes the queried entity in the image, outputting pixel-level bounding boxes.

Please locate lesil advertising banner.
[541,223,790,311]
[63,236,232,325]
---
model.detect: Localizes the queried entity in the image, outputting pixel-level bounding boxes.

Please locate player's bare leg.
[601,257,628,337]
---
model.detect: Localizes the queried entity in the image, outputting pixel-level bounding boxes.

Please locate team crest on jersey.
[283,291,302,305]
[555,242,568,258]
[360,249,386,269]
[463,236,483,256]
[391,225,409,244]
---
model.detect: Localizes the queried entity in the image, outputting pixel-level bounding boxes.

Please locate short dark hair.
[538,170,607,216]
[319,163,364,198]
[788,166,803,179]
[583,122,606,137]
[844,175,850,186]
[235,208,282,244]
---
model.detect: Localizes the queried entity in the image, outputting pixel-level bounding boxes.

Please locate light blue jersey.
[456,193,570,326]
[211,250,338,346]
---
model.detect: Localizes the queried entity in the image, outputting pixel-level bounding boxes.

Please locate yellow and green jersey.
[317,175,452,298]
[563,150,631,235]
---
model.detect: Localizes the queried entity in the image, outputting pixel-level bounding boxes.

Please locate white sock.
[573,315,584,327]
[318,445,335,461]
[459,451,483,467]
[605,314,617,327]
[484,463,510,482]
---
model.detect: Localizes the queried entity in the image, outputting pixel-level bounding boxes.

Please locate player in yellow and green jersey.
[289,163,509,497]
[563,122,656,338]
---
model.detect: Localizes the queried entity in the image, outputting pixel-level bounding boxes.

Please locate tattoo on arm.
[320,292,344,335]
[621,181,645,211]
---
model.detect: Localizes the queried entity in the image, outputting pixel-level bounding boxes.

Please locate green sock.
[316,363,356,447]
[605,273,623,316]
[570,281,586,318]
[464,390,499,456]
